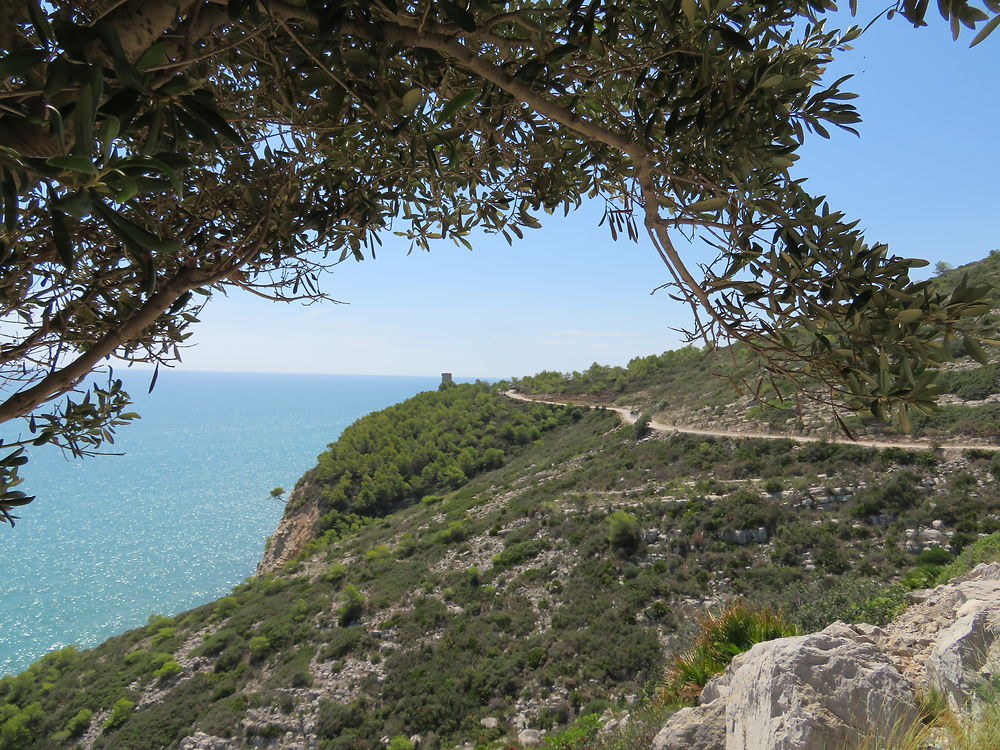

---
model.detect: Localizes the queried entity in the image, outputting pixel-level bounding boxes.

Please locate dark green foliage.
[337,585,365,627]
[770,576,909,632]
[315,700,367,740]
[6,375,1000,750]
[937,365,1000,400]
[633,414,652,440]
[917,547,954,566]
[493,539,549,568]
[606,511,641,553]
[935,531,1000,583]
[64,708,93,737]
[95,677,214,749]
[103,697,135,730]
[910,401,1000,438]
[319,627,377,661]
[298,384,572,534]
[514,349,724,406]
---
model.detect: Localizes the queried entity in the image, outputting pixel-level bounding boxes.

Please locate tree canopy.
[0,0,997,523]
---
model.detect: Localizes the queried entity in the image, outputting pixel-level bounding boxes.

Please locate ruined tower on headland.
[441,372,453,386]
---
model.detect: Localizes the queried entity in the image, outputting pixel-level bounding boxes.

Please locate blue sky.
[175,13,998,380]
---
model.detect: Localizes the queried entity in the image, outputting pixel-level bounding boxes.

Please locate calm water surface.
[0,370,442,675]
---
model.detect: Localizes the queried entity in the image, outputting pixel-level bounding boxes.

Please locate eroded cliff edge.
[256,484,320,575]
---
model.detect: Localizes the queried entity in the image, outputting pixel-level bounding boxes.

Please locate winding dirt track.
[503,390,1000,453]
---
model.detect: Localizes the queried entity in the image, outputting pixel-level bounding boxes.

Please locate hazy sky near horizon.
[169,14,998,380]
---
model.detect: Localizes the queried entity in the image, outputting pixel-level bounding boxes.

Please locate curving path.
[503,390,1000,453]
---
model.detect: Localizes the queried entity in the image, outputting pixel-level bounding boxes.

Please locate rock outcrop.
[653,622,916,750]
[256,486,321,575]
[724,622,917,750]
[883,562,1000,711]
[652,700,726,750]
[653,563,1000,750]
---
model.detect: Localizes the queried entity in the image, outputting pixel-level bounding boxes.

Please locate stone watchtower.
[441,372,453,386]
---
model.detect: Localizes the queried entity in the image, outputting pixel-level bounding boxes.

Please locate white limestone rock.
[517,729,544,746]
[651,700,725,750]
[925,601,1000,711]
[724,622,918,750]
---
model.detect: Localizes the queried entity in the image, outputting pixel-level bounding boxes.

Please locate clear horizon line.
[111,365,505,380]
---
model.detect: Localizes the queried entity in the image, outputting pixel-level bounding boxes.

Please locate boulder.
[651,700,725,750]
[925,602,1000,711]
[880,562,1000,689]
[720,528,769,545]
[652,622,917,750]
[480,717,500,730]
[517,729,544,746]
[724,622,917,750]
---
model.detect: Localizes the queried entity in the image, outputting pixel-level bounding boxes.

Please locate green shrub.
[633,414,652,440]
[364,544,393,562]
[153,659,182,680]
[902,566,940,590]
[540,713,601,750]
[338,585,365,627]
[213,595,239,620]
[492,539,548,568]
[150,627,176,648]
[659,601,797,703]
[387,735,415,750]
[772,576,909,631]
[936,531,1000,583]
[104,698,135,729]
[607,511,641,552]
[315,699,365,739]
[248,636,272,660]
[525,647,546,668]
[323,563,349,584]
[580,699,613,717]
[65,708,93,737]
[431,521,469,546]
[917,547,954,566]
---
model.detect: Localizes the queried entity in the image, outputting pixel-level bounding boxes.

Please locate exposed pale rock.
[517,729,544,746]
[720,527,769,545]
[653,622,916,750]
[179,733,236,750]
[925,604,1000,711]
[651,700,725,750]
[480,717,500,730]
[699,672,731,704]
[724,622,917,750]
[880,562,1000,689]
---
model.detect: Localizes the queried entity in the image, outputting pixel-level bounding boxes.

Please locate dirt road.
[503,390,1000,453]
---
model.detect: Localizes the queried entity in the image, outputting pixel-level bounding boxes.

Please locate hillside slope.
[512,251,1000,443]
[4,381,1000,748]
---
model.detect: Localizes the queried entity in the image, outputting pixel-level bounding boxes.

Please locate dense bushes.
[297,383,572,532]
[607,511,641,552]
[935,532,1000,583]
[769,576,909,631]
[5,363,1000,750]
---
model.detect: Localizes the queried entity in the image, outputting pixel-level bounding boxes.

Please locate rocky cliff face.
[653,563,1000,750]
[256,485,321,575]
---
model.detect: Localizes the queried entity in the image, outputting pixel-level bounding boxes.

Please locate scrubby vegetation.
[3,368,1000,748]
[513,255,1000,443]
[659,602,798,704]
[292,382,578,539]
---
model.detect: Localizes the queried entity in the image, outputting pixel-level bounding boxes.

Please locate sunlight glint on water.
[0,371,442,675]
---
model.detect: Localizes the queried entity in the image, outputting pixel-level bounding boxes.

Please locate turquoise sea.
[0,371,444,675]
